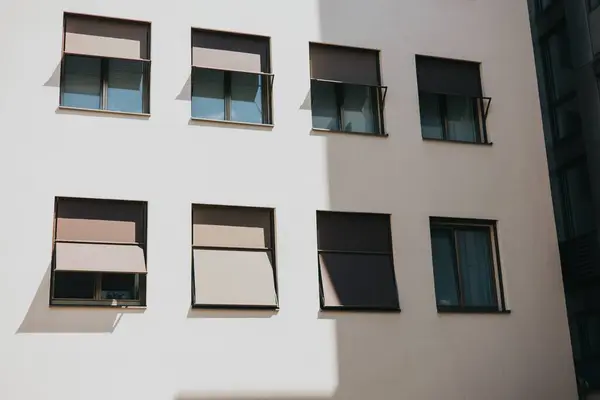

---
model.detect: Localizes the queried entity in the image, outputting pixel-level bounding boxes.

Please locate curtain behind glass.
[311,80,339,130]
[430,228,459,306]
[342,84,377,134]
[456,229,495,307]
[231,72,263,124]
[419,92,444,139]
[107,59,145,113]
[446,95,478,142]
[192,68,226,120]
[61,55,102,110]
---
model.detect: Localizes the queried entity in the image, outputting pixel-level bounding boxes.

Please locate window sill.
[190,117,274,130]
[423,137,492,146]
[437,306,510,314]
[50,300,145,308]
[320,305,401,313]
[57,106,150,119]
[312,128,388,138]
[192,303,279,311]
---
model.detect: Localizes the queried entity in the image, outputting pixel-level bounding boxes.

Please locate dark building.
[529,0,600,397]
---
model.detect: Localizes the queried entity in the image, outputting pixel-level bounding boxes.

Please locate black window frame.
[429,217,507,314]
[50,197,148,308]
[190,204,279,310]
[418,92,490,144]
[59,13,151,115]
[190,29,274,126]
[316,211,400,312]
[416,55,491,145]
[309,43,388,137]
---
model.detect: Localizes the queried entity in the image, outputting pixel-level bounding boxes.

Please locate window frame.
[49,197,148,307]
[540,24,579,145]
[418,91,490,144]
[59,13,151,115]
[190,204,279,310]
[190,66,274,125]
[189,28,274,126]
[316,210,400,312]
[555,157,596,240]
[310,78,386,136]
[309,43,387,136]
[429,217,507,314]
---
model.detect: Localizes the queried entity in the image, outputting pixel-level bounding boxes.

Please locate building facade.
[528,0,600,397]
[0,0,577,399]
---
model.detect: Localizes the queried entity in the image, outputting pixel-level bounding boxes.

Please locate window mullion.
[94,272,102,300]
[225,71,232,121]
[336,83,344,131]
[101,58,108,110]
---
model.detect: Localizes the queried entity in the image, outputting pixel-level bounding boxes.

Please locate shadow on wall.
[44,62,61,87]
[16,264,143,334]
[176,75,191,101]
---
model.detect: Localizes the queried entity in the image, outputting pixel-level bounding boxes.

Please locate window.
[555,159,596,240]
[192,205,278,309]
[309,43,386,135]
[60,14,150,114]
[590,0,600,12]
[51,197,147,306]
[416,56,490,144]
[429,218,506,312]
[541,26,579,144]
[316,211,399,311]
[543,27,574,102]
[191,29,273,125]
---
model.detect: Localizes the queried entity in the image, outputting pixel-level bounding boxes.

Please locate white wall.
[0,0,577,399]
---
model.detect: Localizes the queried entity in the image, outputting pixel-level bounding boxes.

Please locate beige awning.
[56,198,143,244]
[55,242,146,273]
[191,30,268,73]
[192,206,271,249]
[193,249,277,306]
[64,14,150,60]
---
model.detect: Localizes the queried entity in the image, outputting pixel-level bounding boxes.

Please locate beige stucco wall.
[0,0,577,399]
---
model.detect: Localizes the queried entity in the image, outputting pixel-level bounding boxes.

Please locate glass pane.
[545,28,574,100]
[430,228,459,306]
[419,92,444,139]
[341,84,378,134]
[53,271,95,299]
[61,55,101,109]
[192,68,226,120]
[311,80,340,130]
[231,72,264,124]
[107,59,145,113]
[456,229,496,307]
[101,273,137,300]
[555,97,582,140]
[446,95,479,142]
[565,161,595,237]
